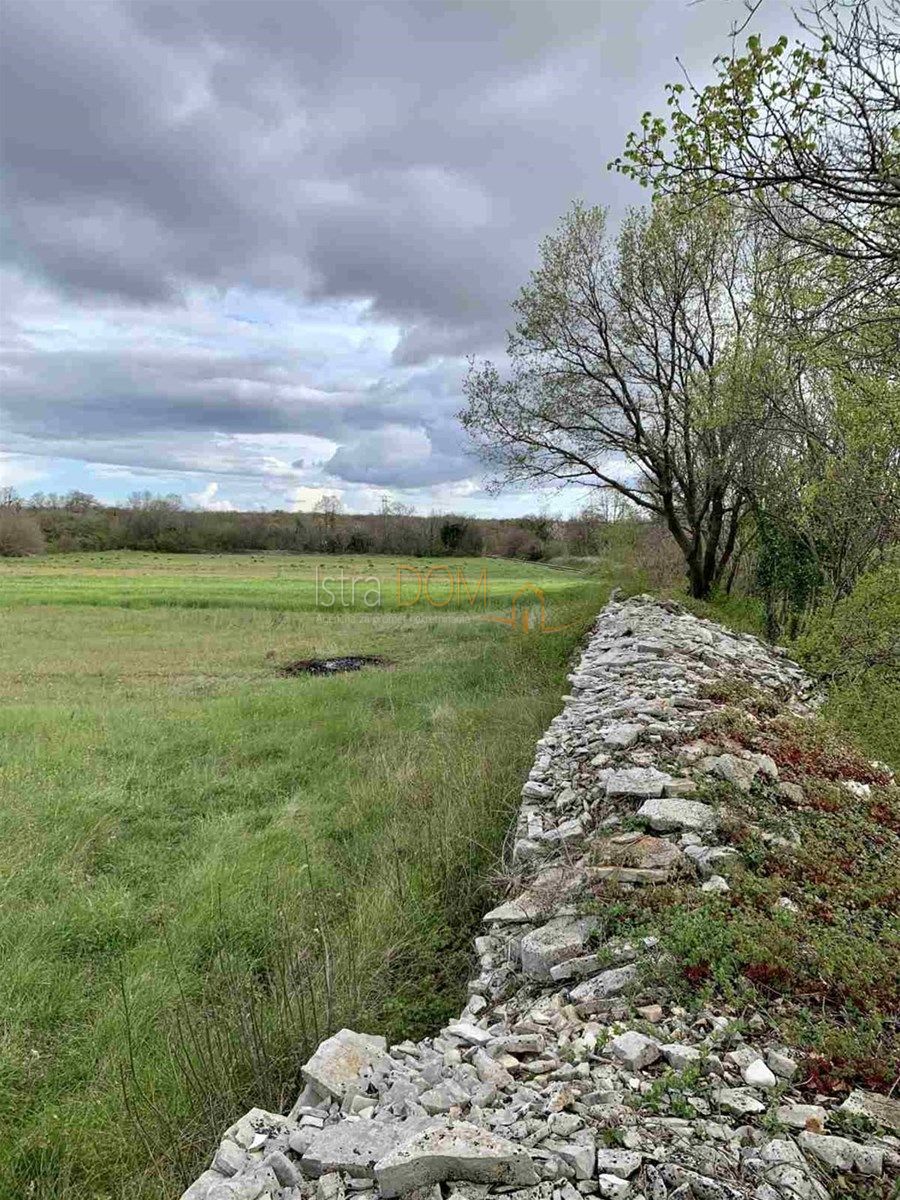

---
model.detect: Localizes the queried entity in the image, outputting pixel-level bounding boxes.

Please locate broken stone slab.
[660,1043,702,1071]
[207,1164,280,1199]
[765,1048,799,1080]
[605,767,672,799]
[549,952,608,983]
[301,1030,388,1101]
[588,835,684,880]
[663,777,697,798]
[520,918,597,980]
[701,754,759,793]
[316,1172,346,1200]
[420,1079,472,1114]
[595,1150,642,1178]
[180,1170,228,1200]
[798,1131,883,1175]
[489,1033,545,1056]
[775,1104,827,1131]
[683,844,739,878]
[472,1048,514,1089]
[742,1058,777,1089]
[211,1141,247,1178]
[712,1087,766,1116]
[600,723,643,749]
[374,1120,538,1197]
[444,1022,492,1047]
[749,1140,828,1200]
[607,1031,661,1071]
[483,869,585,924]
[588,866,671,885]
[839,1089,900,1134]
[222,1108,301,1151]
[265,1150,299,1188]
[569,965,639,1008]
[596,1175,631,1200]
[635,797,718,833]
[303,1122,432,1179]
[522,781,554,800]
[536,818,585,847]
[701,874,730,893]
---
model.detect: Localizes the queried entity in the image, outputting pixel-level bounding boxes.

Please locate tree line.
[461,0,898,636]
[0,485,647,563]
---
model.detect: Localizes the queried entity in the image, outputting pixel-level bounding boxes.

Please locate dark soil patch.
[278,655,389,677]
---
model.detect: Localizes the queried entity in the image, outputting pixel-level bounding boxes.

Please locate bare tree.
[460,200,776,599]
[313,493,343,533]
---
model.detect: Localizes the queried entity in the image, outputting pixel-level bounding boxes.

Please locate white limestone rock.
[703,754,759,793]
[374,1120,538,1197]
[799,1131,883,1175]
[302,1030,388,1101]
[607,1031,661,1071]
[605,768,672,799]
[595,1150,642,1178]
[713,1087,767,1116]
[775,1104,827,1131]
[520,918,597,981]
[839,1089,900,1133]
[742,1058,778,1089]
[597,1175,632,1199]
[636,797,718,833]
[569,964,639,1008]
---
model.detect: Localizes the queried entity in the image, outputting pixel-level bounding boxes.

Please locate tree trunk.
[686,551,713,599]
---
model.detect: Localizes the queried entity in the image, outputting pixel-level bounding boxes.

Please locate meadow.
[0,552,613,1200]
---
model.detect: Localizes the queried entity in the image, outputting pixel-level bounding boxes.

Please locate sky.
[0,0,793,517]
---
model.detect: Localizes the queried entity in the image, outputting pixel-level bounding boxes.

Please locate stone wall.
[181,596,899,1200]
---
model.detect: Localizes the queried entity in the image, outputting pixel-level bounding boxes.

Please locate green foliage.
[795,558,900,683]
[612,4,899,300]
[629,1063,704,1118]
[754,509,823,638]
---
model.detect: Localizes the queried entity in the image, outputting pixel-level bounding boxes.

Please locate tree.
[460,199,775,598]
[378,496,415,552]
[749,326,900,632]
[0,510,45,556]
[123,492,185,549]
[614,2,900,315]
[313,493,343,532]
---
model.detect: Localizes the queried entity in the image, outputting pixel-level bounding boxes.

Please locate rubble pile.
[182,596,899,1200]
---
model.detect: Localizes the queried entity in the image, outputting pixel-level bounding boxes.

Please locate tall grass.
[0,553,619,1199]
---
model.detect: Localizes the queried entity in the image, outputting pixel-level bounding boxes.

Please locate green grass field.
[0,552,615,1200]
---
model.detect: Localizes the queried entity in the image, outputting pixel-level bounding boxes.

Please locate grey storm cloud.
[0,0,793,497]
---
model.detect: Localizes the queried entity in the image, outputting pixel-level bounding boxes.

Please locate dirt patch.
[278,655,390,677]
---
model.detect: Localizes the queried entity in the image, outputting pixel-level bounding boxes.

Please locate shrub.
[631,522,686,590]
[0,510,45,556]
[794,559,900,684]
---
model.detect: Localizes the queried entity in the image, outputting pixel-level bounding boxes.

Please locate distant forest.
[0,486,671,566]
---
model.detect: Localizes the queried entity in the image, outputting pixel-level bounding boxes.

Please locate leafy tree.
[795,556,900,683]
[439,518,469,553]
[746,267,900,632]
[614,2,900,314]
[460,199,776,598]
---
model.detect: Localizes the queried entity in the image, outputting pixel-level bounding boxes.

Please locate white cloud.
[188,481,234,511]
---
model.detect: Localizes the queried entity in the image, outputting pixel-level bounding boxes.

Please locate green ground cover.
[0,552,614,1200]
